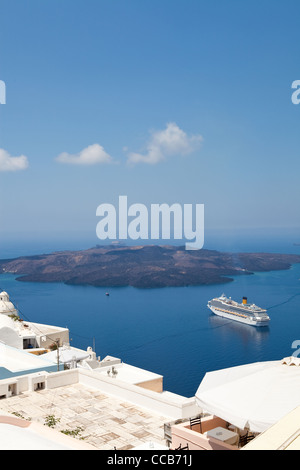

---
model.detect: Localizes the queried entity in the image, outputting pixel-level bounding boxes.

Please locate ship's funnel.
[242,297,247,305]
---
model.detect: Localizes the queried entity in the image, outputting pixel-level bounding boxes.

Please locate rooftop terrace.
[0,382,168,450]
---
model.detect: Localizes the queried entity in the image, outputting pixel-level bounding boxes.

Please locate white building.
[0,290,202,449]
[0,342,59,385]
[0,291,18,317]
[0,291,69,350]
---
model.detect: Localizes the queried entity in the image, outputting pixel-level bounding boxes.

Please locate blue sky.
[0,0,299,247]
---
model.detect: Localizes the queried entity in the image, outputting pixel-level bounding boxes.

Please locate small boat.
[105,292,109,296]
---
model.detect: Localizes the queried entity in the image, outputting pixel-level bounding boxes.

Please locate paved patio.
[0,383,168,450]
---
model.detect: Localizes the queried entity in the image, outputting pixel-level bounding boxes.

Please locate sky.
[0,0,300,249]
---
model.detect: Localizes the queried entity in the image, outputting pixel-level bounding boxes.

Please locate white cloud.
[127,122,203,165]
[56,143,113,166]
[0,148,29,172]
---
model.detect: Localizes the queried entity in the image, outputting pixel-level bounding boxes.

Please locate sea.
[1,229,300,398]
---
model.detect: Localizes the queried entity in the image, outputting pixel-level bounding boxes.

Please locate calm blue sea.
[1,231,300,398]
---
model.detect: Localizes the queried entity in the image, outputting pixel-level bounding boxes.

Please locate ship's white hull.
[208,305,269,327]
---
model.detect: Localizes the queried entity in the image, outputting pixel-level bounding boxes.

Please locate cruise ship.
[207,294,270,327]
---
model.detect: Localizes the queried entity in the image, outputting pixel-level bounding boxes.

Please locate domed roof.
[0,291,9,301]
[0,291,18,316]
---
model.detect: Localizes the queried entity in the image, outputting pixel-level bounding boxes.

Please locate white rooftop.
[0,383,169,450]
[0,414,95,450]
[96,362,163,385]
[0,342,54,374]
[42,346,90,364]
[12,320,67,339]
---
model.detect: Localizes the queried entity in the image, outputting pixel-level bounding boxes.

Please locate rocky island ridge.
[1,244,300,288]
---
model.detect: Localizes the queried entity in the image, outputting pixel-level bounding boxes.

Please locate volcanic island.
[1,245,300,288]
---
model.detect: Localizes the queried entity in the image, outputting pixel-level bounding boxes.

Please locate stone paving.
[0,383,168,450]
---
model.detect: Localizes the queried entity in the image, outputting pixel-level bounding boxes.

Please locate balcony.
[170,415,256,450]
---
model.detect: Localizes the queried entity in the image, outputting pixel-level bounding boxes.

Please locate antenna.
[56,338,60,371]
